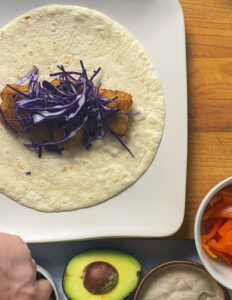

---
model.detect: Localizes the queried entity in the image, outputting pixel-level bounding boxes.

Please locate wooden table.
[176,0,232,238]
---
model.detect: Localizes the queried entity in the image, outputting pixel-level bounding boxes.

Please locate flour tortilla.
[0,5,165,212]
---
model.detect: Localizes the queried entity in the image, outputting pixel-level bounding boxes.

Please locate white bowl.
[134,260,230,300]
[194,176,232,290]
[36,265,59,300]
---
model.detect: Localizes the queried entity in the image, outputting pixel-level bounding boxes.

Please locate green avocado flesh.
[63,249,141,300]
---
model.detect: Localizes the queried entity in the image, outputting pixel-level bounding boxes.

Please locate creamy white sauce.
[138,264,225,300]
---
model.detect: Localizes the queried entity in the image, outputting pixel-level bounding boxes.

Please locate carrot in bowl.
[201,185,232,267]
[219,229,232,246]
[201,219,223,244]
[218,219,232,236]
[213,250,232,267]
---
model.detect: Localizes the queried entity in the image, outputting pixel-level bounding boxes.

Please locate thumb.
[35,279,52,300]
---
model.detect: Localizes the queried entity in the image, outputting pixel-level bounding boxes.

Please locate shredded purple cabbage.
[0,61,138,157]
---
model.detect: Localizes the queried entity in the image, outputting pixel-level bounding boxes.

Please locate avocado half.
[63,248,141,300]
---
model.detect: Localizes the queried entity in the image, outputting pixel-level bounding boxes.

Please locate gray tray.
[29,239,232,299]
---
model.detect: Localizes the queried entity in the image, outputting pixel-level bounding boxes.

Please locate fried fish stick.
[0,84,132,147]
[99,88,132,136]
[51,80,133,135]
[0,84,29,132]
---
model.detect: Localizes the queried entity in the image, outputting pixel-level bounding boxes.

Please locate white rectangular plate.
[0,0,187,242]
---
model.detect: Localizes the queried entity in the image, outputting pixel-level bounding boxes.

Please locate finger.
[35,279,52,300]
[31,259,37,270]
[13,235,32,258]
[14,235,32,259]
[0,233,31,261]
[31,259,37,281]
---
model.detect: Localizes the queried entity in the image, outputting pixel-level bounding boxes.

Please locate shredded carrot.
[202,201,228,220]
[219,229,232,246]
[207,239,223,251]
[221,191,232,203]
[209,192,222,206]
[214,232,222,241]
[201,219,223,243]
[214,250,232,266]
[208,239,232,255]
[202,206,216,221]
[202,243,217,259]
[211,204,232,219]
[204,218,218,231]
[218,219,232,236]
[220,185,232,194]
[201,185,232,267]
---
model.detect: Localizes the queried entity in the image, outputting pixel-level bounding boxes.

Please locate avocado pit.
[83,261,119,294]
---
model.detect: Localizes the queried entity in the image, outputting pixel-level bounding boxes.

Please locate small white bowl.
[36,265,59,300]
[134,260,230,300]
[194,176,232,290]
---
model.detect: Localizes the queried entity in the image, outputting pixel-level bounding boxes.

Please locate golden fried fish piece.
[99,88,132,136]
[50,80,133,136]
[0,84,28,132]
[0,83,132,147]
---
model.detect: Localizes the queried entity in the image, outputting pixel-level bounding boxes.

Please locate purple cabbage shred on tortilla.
[0,61,138,157]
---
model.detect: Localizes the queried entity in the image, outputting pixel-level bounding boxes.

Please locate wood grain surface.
[176,0,232,238]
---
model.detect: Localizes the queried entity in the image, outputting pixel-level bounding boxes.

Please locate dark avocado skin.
[63,249,141,300]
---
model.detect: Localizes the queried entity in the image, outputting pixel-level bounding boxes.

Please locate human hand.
[0,232,52,300]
